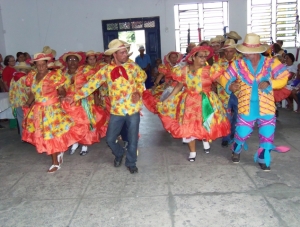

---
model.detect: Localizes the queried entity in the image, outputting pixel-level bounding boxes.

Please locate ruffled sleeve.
[25,71,35,87]
[158,64,168,75]
[49,70,66,89]
[210,63,225,81]
[171,65,185,83]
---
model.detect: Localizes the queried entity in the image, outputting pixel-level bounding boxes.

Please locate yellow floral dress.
[22,70,87,154]
[158,64,230,140]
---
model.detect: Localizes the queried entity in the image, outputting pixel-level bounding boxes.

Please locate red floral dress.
[157,65,230,141]
[62,65,107,144]
[22,70,88,154]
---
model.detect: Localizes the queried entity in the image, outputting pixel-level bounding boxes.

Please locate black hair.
[286,53,295,63]
[4,55,14,66]
[16,52,25,61]
[276,40,283,45]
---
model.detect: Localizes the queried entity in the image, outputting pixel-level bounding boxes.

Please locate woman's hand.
[131,92,141,104]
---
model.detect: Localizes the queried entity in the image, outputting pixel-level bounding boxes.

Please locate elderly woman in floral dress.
[22,53,87,173]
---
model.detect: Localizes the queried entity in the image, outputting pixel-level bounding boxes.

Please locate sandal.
[57,152,64,165]
[47,165,61,173]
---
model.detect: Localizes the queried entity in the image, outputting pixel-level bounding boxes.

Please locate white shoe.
[57,152,64,165]
[47,165,61,173]
[70,143,79,155]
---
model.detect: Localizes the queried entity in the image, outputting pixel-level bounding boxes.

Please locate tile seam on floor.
[240,164,289,227]
[165,148,175,227]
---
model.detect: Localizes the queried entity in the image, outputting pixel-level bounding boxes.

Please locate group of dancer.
[8,31,291,174]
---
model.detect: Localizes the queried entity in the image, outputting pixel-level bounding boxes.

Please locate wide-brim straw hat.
[222,39,237,49]
[163,51,183,65]
[128,52,133,57]
[48,60,64,69]
[226,31,242,40]
[236,33,267,54]
[42,46,56,58]
[30,53,52,63]
[104,39,130,55]
[216,35,226,43]
[60,51,83,62]
[14,62,32,70]
[86,50,97,57]
[186,46,213,64]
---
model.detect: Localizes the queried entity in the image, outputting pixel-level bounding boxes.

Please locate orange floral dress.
[22,70,88,154]
[142,63,178,113]
[157,64,230,141]
[62,65,107,144]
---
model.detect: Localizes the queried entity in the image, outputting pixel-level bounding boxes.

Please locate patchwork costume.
[220,55,289,167]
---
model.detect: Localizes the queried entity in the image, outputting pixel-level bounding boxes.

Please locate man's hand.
[131,92,141,104]
[258,81,270,90]
[229,82,240,92]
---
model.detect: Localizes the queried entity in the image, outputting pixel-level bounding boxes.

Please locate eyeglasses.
[67,59,79,62]
[195,55,208,59]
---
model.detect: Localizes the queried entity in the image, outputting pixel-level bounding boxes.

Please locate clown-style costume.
[142,52,183,114]
[63,65,106,155]
[22,70,87,154]
[157,64,230,143]
[220,55,289,169]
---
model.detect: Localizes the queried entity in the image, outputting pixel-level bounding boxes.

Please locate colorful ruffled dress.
[62,65,107,144]
[22,70,87,154]
[158,64,230,141]
[142,62,178,114]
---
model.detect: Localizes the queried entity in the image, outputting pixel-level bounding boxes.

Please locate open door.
[145,17,161,67]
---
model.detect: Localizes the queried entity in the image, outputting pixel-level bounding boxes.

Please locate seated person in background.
[285,53,297,82]
[286,63,300,111]
[272,43,285,63]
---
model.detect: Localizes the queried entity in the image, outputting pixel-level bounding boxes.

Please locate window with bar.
[247,0,298,48]
[174,1,228,53]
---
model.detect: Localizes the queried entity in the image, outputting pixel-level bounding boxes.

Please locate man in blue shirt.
[135,45,152,88]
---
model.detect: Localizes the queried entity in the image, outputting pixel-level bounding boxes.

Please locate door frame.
[102,17,161,66]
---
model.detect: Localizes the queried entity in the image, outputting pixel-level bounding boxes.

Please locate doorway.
[102,17,161,67]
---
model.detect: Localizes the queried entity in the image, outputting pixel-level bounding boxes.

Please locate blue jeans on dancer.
[106,112,140,168]
[222,93,238,146]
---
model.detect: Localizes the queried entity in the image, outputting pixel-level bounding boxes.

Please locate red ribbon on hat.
[111,66,129,82]
[242,43,261,48]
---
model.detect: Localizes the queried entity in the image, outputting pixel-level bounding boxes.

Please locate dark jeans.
[120,124,128,142]
[106,112,140,167]
[222,93,238,142]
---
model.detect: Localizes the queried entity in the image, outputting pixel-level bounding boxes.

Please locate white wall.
[0,0,296,59]
[0,5,6,56]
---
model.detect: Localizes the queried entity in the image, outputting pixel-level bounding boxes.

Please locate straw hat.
[30,53,52,63]
[185,46,213,64]
[61,51,83,62]
[104,39,130,55]
[226,31,242,40]
[236,33,267,54]
[216,35,226,43]
[42,46,56,58]
[128,52,133,57]
[14,62,32,70]
[48,60,64,69]
[222,39,237,49]
[86,50,97,57]
[210,37,221,46]
[163,51,183,65]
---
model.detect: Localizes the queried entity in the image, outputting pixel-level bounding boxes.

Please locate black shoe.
[259,163,271,171]
[275,110,279,118]
[231,152,240,163]
[204,148,210,154]
[114,155,124,167]
[221,141,228,147]
[127,166,138,174]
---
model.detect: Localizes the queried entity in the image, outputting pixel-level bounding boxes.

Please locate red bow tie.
[111,66,129,82]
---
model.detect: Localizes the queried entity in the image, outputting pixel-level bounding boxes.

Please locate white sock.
[202,141,210,149]
[189,152,196,159]
[81,146,88,152]
[72,143,79,150]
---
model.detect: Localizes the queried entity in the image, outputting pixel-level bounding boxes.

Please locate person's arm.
[132,65,147,103]
[73,67,107,102]
[24,91,35,107]
[270,58,289,90]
